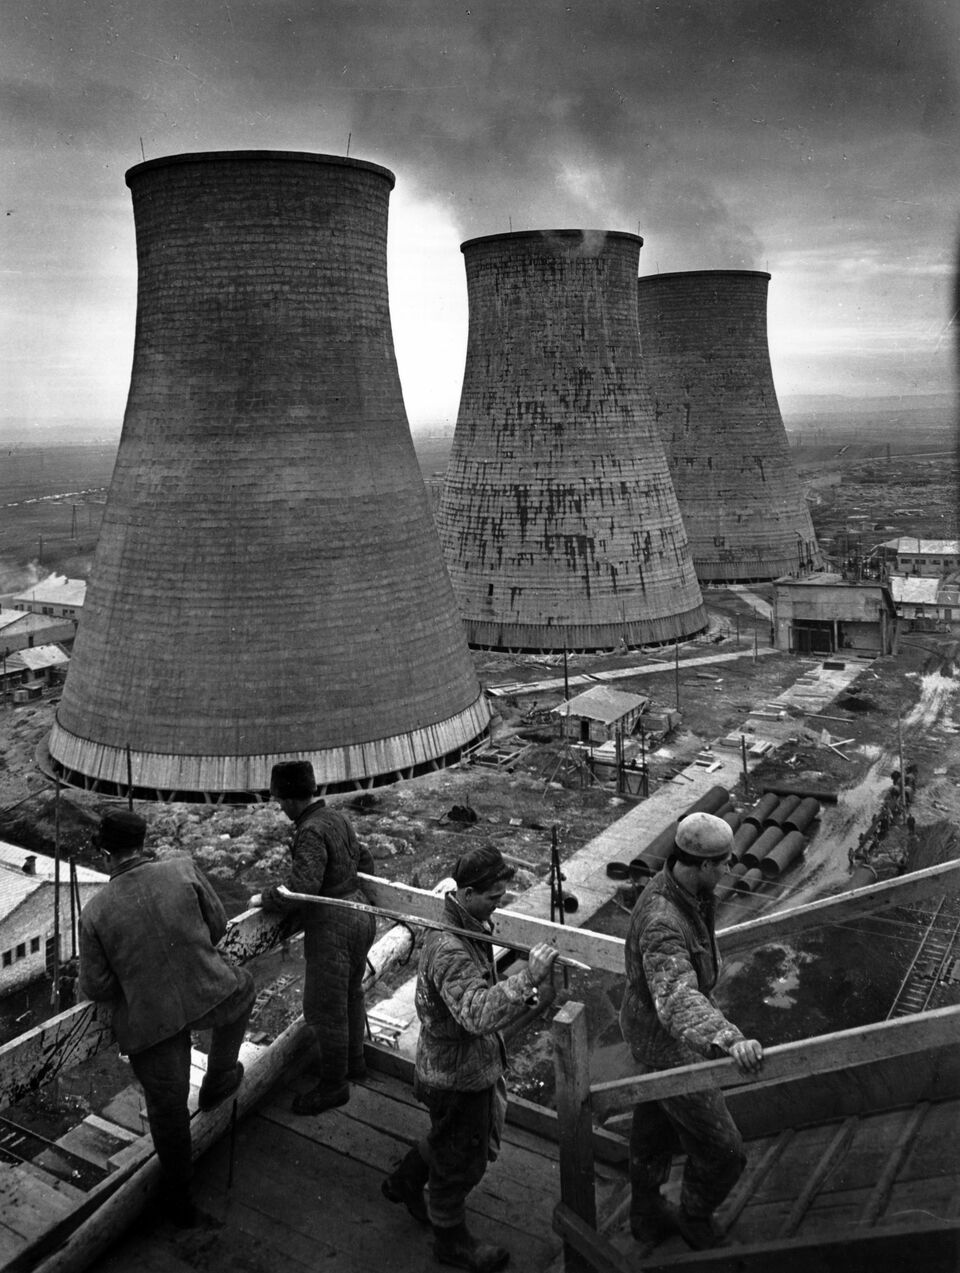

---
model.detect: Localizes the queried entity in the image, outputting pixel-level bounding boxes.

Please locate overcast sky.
[2,0,958,433]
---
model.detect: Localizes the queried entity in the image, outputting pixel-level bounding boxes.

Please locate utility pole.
[674,642,680,711]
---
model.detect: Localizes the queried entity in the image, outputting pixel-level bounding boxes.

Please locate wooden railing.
[552,991,960,1271]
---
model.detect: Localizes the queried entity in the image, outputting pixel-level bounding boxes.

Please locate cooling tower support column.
[636,270,822,583]
[45,150,488,803]
[437,230,706,652]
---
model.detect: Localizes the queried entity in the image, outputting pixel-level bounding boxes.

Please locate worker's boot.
[197,1062,244,1112]
[381,1146,430,1224]
[676,1207,721,1250]
[630,1193,680,1248]
[432,1222,509,1272]
[291,1082,350,1115]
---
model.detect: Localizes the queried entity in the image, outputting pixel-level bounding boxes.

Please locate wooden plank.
[590,1003,960,1117]
[553,1001,597,1273]
[859,1103,929,1225]
[780,1117,858,1238]
[718,860,960,955]
[32,1014,312,1273]
[552,1203,636,1273]
[639,1217,960,1272]
[715,1129,794,1234]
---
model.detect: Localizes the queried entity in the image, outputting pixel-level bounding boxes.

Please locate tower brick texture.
[47,150,488,801]
[437,229,706,652]
[636,270,822,583]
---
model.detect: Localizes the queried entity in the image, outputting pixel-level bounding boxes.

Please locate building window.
[2,951,11,967]
[30,936,40,954]
[15,943,26,960]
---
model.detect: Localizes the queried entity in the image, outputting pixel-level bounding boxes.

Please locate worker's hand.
[527,942,560,985]
[248,894,263,909]
[728,1038,763,1074]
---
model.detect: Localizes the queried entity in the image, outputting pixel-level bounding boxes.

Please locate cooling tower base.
[41,695,490,805]
[464,606,708,654]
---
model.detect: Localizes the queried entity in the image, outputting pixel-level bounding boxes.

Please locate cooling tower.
[636,270,821,583]
[437,230,706,652]
[45,150,489,802]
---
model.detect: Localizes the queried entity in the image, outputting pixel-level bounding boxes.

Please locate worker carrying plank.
[619,811,763,1253]
[250,760,376,1115]
[381,843,559,1273]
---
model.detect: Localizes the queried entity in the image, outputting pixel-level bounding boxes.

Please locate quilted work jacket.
[260,800,375,961]
[415,893,538,1092]
[619,863,744,1069]
[79,853,245,1055]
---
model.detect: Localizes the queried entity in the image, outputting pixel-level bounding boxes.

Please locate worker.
[619,811,763,1252]
[382,843,558,1273]
[79,808,255,1226]
[250,760,376,1114]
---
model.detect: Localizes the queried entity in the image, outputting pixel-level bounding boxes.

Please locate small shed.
[553,685,649,745]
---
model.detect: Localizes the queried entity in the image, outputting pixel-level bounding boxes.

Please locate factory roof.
[0,840,107,922]
[552,684,648,724]
[880,538,960,556]
[11,574,86,608]
[889,576,941,606]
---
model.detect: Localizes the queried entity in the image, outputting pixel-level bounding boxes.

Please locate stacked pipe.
[629,785,730,877]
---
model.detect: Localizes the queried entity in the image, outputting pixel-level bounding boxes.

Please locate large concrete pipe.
[731,821,761,862]
[740,825,786,871]
[734,866,765,894]
[763,795,803,829]
[760,830,806,879]
[783,797,821,835]
[714,861,748,904]
[742,792,780,827]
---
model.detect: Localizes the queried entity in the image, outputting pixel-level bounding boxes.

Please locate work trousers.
[302,900,375,1089]
[629,1087,746,1219]
[128,969,255,1190]
[415,1080,506,1228]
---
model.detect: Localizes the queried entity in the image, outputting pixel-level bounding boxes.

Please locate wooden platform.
[560,1095,960,1273]
[84,1065,627,1273]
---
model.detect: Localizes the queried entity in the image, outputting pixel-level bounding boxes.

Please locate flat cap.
[675,811,733,860]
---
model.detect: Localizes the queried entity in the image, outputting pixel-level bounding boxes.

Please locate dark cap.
[675,811,734,860]
[96,809,147,854]
[453,844,515,892]
[270,760,317,800]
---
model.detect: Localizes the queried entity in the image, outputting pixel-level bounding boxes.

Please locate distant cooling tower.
[636,270,821,582]
[437,230,706,652]
[45,150,489,802]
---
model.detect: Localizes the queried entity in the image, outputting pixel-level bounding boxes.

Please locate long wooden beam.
[589,1001,960,1117]
[717,859,960,954]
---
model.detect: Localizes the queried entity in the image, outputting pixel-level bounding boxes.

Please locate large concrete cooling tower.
[437,230,706,652]
[45,150,489,802]
[636,270,821,582]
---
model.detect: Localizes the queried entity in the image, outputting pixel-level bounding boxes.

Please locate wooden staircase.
[561,1096,960,1272]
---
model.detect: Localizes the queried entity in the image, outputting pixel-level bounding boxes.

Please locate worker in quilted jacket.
[251,760,376,1114]
[619,811,763,1253]
[382,843,558,1273]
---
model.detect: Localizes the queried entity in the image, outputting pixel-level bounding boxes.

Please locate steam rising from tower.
[46,150,488,801]
[437,229,706,652]
[637,270,821,582]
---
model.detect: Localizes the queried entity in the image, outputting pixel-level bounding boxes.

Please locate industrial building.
[45,150,488,803]
[771,574,898,656]
[437,229,706,652]
[636,270,822,583]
